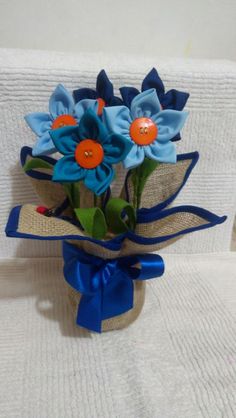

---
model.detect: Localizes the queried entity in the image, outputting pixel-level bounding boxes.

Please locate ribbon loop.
[63,241,165,333]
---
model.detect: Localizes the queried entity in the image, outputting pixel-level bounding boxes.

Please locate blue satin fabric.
[63,241,165,333]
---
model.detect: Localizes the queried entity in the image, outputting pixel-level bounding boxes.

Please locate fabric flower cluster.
[25,69,189,195]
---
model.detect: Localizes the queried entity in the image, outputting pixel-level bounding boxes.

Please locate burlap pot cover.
[5,147,226,332]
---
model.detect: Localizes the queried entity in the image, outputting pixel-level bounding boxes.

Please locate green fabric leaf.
[105,198,136,234]
[74,207,107,239]
[63,183,80,208]
[131,158,159,209]
[23,158,53,172]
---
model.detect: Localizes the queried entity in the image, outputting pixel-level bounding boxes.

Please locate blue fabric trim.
[132,205,227,244]
[5,205,124,251]
[125,152,199,213]
[20,146,57,181]
[5,204,226,249]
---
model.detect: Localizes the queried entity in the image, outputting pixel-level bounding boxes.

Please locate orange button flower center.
[97,98,106,116]
[52,114,77,130]
[75,139,104,169]
[129,117,158,145]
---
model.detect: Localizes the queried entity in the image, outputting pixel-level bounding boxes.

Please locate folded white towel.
[0,49,236,257]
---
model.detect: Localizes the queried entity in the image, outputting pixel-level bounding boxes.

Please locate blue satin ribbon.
[63,241,165,333]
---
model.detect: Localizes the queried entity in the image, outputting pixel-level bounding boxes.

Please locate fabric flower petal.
[123,144,145,169]
[78,110,108,143]
[119,87,140,108]
[73,88,97,103]
[53,155,86,183]
[50,126,79,155]
[108,96,124,106]
[162,89,189,111]
[103,134,133,164]
[74,99,98,121]
[141,68,165,96]
[130,89,162,119]
[49,84,74,119]
[153,110,188,142]
[32,132,56,156]
[25,112,52,136]
[103,106,132,137]
[96,69,113,103]
[84,163,114,195]
[144,140,176,163]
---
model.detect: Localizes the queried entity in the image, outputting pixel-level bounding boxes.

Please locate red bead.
[36,206,48,215]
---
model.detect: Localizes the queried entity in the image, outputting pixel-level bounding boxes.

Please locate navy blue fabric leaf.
[162,89,189,111]
[96,69,114,103]
[73,88,97,103]
[120,87,140,107]
[73,70,122,106]
[141,67,165,95]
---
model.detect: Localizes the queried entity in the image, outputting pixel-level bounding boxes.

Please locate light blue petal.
[25,112,52,136]
[50,126,79,155]
[74,99,98,121]
[144,140,176,163]
[49,84,74,119]
[103,106,132,136]
[130,89,162,119]
[84,163,114,196]
[53,155,86,183]
[32,132,56,156]
[153,110,188,142]
[103,134,133,164]
[123,144,145,169]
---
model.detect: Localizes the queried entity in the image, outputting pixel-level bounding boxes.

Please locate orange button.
[129,117,158,146]
[97,98,106,116]
[75,139,104,169]
[52,114,77,130]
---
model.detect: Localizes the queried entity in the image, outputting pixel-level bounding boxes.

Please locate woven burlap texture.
[16,157,205,331]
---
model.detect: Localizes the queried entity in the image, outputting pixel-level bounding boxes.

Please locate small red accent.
[36,206,48,215]
[97,98,106,116]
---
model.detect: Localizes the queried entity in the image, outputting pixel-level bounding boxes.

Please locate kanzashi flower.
[50,110,132,195]
[73,70,123,116]
[103,89,188,169]
[25,84,98,156]
[120,68,189,141]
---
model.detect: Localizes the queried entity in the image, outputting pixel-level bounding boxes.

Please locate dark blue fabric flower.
[73,70,123,115]
[120,68,189,141]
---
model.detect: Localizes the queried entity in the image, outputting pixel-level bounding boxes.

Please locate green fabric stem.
[131,159,159,209]
[74,207,107,239]
[105,198,136,234]
[63,183,80,208]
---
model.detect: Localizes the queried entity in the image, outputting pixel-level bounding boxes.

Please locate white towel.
[0,49,236,257]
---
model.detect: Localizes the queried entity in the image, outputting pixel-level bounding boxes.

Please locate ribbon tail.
[102,275,134,320]
[76,291,102,333]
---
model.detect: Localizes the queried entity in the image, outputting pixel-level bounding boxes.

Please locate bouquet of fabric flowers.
[5,69,226,333]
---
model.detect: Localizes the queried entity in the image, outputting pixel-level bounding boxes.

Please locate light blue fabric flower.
[25,84,98,156]
[50,110,132,196]
[103,89,188,169]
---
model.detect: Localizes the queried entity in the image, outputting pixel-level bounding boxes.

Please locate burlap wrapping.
[17,155,206,331]
[123,158,193,209]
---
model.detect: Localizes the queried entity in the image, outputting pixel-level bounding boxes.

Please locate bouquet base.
[67,281,146,332]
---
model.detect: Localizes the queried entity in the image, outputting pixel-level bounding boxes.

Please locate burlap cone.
[6,149,225,332]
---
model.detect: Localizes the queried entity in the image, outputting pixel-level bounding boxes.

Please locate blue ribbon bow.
[63,241,165,332]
